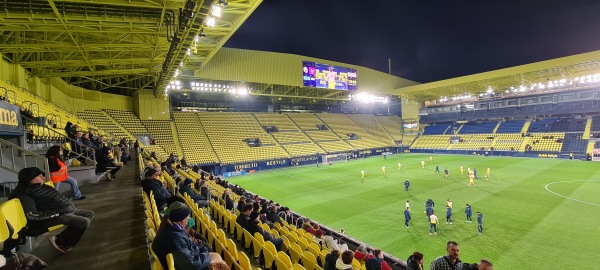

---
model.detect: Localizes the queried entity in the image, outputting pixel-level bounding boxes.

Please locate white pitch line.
[544,180,600,207]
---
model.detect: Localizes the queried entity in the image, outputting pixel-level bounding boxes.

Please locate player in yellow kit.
[468,170,476,187]
[361,169,365,183]
[397,162,401,170]
[421,160,425,168]
[382,166,386,176]
[429,156,433,163]
[460,165,464,175]
[486,167,491,179]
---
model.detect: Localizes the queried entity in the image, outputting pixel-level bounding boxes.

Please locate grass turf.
[227,153,600,269]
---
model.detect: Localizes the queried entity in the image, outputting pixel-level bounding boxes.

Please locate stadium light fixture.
[211,5,222,17]
[205,17,216,27]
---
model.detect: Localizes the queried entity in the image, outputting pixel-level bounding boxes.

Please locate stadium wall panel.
[194,48,418,92]
[134,90,171,120]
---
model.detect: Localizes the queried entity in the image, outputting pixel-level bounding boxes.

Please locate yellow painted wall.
[194,48,419,93]
[134,90,171,120]
[0,53,132,112]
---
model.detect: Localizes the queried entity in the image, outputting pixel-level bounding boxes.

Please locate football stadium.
[0,1,599,270]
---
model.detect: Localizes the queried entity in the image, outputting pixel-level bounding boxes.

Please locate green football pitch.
[227,153,600,269]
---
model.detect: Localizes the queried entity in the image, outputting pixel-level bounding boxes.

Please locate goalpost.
[321,153,348,165]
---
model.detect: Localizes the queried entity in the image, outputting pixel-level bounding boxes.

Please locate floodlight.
[212,5,222,17]
[206,17,216,27]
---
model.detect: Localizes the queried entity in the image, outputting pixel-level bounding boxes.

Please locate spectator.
[324,249,340,270]
[321,231,348,252]
[244,212,283,250]
[354,245,373,262]
[365,249,392,270]
[430,241,463,270]
[141,168,175,210]
[236,196,247,213]
[64,122,76,139]
[222,189,234,210]
[95,146,121,180]
[159,197,211,251]
[9,167,94,253]
[180,156,187,170]
[336,250,354,270]
[45,145,85,200]
[235,204,253,228]
[406,251,424,270]
[278,207,294,224]
[311,223,324,238]
[152,202,211,269]
[266,205,283,226]
[179,178,208,207]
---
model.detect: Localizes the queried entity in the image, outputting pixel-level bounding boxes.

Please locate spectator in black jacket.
[266,205,283,225]
[95,146,121,180]
[179,178,208,207]
[244,212,283,250]
[235,204,253,228]
[141,168,175,210]
[406,251,424,270]
[9,167,94,254]
[222,189,234,210]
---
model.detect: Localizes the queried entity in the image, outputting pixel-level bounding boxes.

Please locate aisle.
[34,156,149,270]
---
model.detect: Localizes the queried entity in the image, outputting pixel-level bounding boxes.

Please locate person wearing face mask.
[45,145,86,200]
[9,167,95,254]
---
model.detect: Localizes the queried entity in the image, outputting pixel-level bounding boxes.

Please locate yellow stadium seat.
[289,242,303,264]
[276,251,293,270]
[301,251,323,270]
[252,232,265,259]
[166,253,175,270]
[293,264,307,270]
[237,251,252,270]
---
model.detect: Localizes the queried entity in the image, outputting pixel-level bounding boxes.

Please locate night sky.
[225,0,600,83]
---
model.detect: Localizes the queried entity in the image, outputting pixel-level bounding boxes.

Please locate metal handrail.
[0,137,50,178]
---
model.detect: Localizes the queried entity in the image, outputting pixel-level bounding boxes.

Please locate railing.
[0,137,50,181]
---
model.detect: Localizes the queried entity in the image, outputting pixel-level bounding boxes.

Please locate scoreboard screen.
[302,60,357,91]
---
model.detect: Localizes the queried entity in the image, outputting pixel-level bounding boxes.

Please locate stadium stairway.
[582,117,592,139]
[518,136,531,152]
[101,110,137,140]
[587,140,595,154]
[169,121,184,157]
[31,155,148,270]
[453,124,463,134]
[492,121,501,133]
[521,120,532,134]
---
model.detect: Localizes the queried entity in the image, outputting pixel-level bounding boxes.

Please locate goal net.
[321,153,348,164]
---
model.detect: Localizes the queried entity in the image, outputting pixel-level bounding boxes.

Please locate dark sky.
[225,0,600,83]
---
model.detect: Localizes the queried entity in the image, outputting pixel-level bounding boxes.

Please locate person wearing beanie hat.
[152,202,211,269]
[9,167,94,254]
[179,177,209,208]
[244,211,284,251]
[141,167,174,210]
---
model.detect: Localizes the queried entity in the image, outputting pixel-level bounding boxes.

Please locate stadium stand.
[527,133,564,152]
[527,118,557,132]
[410,135,452,150]
[495,120,526,133]
[422,124,451,135]
[491,134,523,151]
[458,122,497,134]
[172,112,219,164]
[590,116,600,131]
[104,109,149,136]
[141,120,179,156]
[76,110,130,139]
[346,114,395,145]
[561,133,588,153]
[198,112,290,164]
[316,114,391,150]
[448,134,494,150]
[255,113,325,157]
[550,118,587,132]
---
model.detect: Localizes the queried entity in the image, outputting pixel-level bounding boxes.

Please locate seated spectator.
[95,146,121,180]
[152,202,211,269]
[141,168,175,210]
[266,205,283,225]
[321,231,348,252]
[324,249,340,270]
[236,196,247,213]
[180,178,208,207]
[336,250,354,270]
[302,218,316,234]
[160,197,210,251]
[311,223,324,238]
[365,249,392,270]
[235,204,253,228]
[10,167,94,253]
[406,251,424,270]
[222,189,234,210]
[64,122,76,139]
[46,145,85,200]
[244,212,283,250]
[278,207,294,224]
[354,245,373,262]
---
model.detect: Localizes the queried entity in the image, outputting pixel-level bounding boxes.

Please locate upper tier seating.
[528,118,557,132]
[458,122,497,134]
[496,120,526,133]
[410,135,451,150]
[551,118,587,132]
[254,113,299,132]
[172,112,218,164]
[591,116,600,131]
[104,109,148,135]
[198,112,290,164]
[422,124,450,135]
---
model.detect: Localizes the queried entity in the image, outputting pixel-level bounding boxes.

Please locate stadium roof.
[389,50,600,102]
[0,0,262,96]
